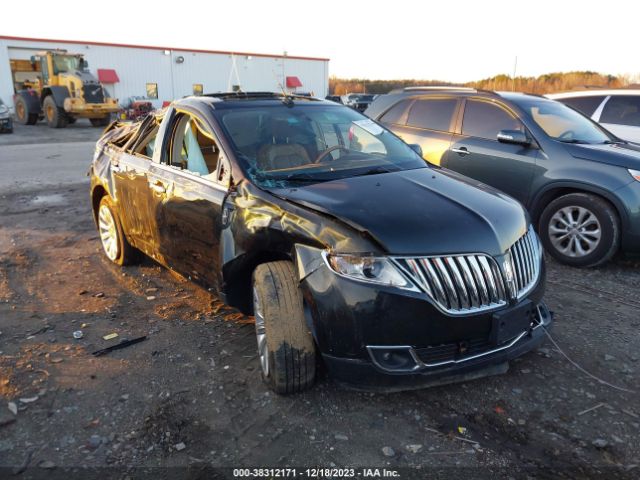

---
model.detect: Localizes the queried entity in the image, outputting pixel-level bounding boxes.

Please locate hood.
[562,142,640,170]
[271,168,528,256]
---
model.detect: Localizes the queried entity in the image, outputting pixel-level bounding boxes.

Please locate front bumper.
[302,258,550,390]
[0,116,12,131]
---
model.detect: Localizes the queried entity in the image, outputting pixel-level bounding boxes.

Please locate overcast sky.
[3,0,636,82]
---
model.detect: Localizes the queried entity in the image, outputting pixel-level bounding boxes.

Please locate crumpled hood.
[562,142,640,170]
[271,168,528,256]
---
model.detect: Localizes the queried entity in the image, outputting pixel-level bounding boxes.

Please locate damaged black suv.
[90,92,551,393]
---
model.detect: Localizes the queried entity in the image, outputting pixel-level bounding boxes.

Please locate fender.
[41,86,70,107]
[530,180,630,229]
[13,90,42,114]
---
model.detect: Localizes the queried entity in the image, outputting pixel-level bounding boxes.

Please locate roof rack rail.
[402,86,476,91]
[201,91,322,101]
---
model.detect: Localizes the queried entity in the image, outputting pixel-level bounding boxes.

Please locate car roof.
[547,89,640,99]
[172,92,335,110]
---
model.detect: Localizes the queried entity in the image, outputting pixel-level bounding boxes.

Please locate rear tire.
[14,95,38,125]
[43,96,68,128]
[252,261,316,394]
[97,196,140,266]
[538,193,619,267]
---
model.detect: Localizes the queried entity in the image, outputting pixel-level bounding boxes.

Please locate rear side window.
[379,99,412,125]
[462,100,523,140]
[600,96,640,127]
[406,98,457,132]
[558,96,606,117]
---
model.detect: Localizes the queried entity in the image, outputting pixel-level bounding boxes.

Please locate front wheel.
[252,261,316,394]
[539,193,619,267]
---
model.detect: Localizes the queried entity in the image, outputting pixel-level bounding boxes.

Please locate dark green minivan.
[367,88,640,267]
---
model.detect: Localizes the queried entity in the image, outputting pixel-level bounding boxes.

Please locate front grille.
[414,337,492,365]
[506,226,542,300]
[82,85,105,104]
[392,226,542,315]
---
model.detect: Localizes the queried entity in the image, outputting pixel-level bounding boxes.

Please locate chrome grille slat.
[391,226,542,315]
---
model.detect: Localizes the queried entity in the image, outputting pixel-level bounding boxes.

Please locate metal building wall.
[0,37,329,110]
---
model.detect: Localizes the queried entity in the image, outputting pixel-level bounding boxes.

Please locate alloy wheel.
[98,204,119,261]
[548,206,601,258]
[253,287,269,377]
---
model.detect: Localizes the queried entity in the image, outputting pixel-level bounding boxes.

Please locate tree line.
[329,72,639,95]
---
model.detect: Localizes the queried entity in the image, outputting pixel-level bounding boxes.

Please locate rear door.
[378,96,459,165]
[443,98,537,205]
[151,109,230,290]
[597,95,640,143]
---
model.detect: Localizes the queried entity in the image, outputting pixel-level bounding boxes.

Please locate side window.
[146,83,158,99]
[462,100,523,140]
[600,96,640,127]
[559,96,606,117]
[168,114,220,177]
[406,98,457,132]
[379,99,412,125]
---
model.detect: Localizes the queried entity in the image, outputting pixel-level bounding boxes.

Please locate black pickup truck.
[89,92,551,394]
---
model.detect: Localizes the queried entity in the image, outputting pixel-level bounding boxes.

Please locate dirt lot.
[0,124,639,479]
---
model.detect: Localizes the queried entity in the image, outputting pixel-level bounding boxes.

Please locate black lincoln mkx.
[90,92,552,393]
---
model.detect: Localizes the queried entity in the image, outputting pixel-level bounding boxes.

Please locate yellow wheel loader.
[12,50,120,128]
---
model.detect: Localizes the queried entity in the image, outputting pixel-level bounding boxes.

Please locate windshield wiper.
[558,139,590,144]
[354,166,397,177]
[264,172,337,183]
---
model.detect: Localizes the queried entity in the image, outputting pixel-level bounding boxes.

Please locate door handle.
[149,180,166,193]
[451,147,471,156]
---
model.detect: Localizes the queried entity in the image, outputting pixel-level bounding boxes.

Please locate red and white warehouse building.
[0,36,330,110]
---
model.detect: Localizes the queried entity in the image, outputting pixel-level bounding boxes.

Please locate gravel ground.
[0,125,639,479]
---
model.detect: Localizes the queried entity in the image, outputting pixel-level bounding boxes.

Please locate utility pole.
[512,56,518,91]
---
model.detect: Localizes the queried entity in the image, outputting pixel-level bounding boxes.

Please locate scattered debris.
[457,426,468,435]
[147,296,156,301]
[622,409,638,419]
[592,439,609,449]
[87,434,102,450]
[381,446,395,457]
[73,330,84,339]
[334,434,349,441]
[578,403,605,416]
[103,333,119,341]
[94,292,104,298]
[38,460,56,469]
[8,402,17,415]
[92,336,147,357]
[78,289,88,295]
[19,396,38,404]
[174,442,186,451]
[0,410,16,427]
[406,444,423,454]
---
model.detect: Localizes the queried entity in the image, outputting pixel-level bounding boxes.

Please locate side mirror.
[409,144,423,157]
[497,129,530,146]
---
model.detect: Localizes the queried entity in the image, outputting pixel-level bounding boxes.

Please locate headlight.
[629,169,640,182]
[324,252,416,290]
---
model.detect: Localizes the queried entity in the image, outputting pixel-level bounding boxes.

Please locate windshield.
[521,99,613,144]
[214,104,426,188]
[52,55,81,73]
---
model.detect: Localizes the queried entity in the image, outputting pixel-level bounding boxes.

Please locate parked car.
[325,95,343,104]
[0,98,13,133]
[367,87,640,267]
[342,93,375,112]
[547,90,640,144]
[90,92,551,393]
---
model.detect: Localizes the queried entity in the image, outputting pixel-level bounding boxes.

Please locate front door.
[154,111,228,290]
[443,98,537,205]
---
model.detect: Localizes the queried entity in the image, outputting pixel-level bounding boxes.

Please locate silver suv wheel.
[253,286,269,377]
[548,206,602,258]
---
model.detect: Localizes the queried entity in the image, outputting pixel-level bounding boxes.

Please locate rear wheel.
[97,196,139,266]
[539,193,619,267]
[43,96,68,128]
[252,261,316,394]
[14,96,38,125]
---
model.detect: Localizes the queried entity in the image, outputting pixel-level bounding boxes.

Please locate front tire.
[252,261,316,394]
[43,96,68,128]
[97,196,139,266]
[539,193,619,267]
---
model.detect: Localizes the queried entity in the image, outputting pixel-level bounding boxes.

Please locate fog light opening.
[368,347,420,373]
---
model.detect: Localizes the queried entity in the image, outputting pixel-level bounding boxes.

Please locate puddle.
[25,193,68,206]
